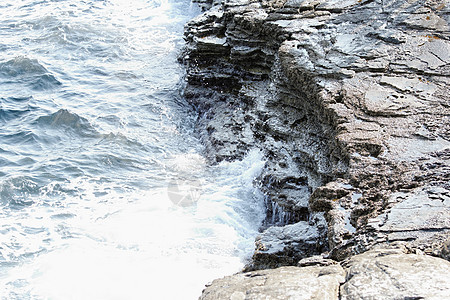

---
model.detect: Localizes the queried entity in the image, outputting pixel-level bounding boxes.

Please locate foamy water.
[0,1,265,298]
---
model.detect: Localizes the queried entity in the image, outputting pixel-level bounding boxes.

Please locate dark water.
[0,0,265,298]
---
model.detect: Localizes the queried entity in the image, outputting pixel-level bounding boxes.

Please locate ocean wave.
[0,107,31,122]
[0,176,39,208]
[35,109,98,137]
[23,14,128,60]
[72,152,145,174]
[30,73,62,91]
[5,96,33,102]
[0,130,42,147]
[0,57,61,90]
[0,96,36,122]
[0,57,48,77]
[0,156,18,168]
[95,132,146,150]
[0,170,83,209]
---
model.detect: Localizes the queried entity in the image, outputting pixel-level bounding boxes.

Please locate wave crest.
[0,57,47,77]
[0,57,61,90]
[36,109,98,137]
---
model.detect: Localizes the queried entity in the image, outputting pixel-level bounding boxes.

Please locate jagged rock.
[200,247,450,299]
[309,181,350,212]
[185,0,450,295]
[249,213,328,270]
[359,187,450,257]
[297,255,337,267]
[341,247,450,300]
[200,265,346,300]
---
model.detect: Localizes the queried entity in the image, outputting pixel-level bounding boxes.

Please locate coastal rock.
[249,213,328,270]
[359,187,450,257]
[200,248,450,300]
[200,265,345,300]
[184,0,450,290]
[341,247,450,300]
[297,255,337,267]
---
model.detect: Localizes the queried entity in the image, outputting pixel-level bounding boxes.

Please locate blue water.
[0,1,265,299]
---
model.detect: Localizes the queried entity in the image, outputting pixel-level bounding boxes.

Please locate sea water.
[0,0,265,298]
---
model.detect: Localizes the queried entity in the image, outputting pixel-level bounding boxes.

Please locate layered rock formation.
[181,0,450,298]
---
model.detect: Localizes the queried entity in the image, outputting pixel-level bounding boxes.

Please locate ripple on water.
[0,0,267,299]
[0,176,39,208]
[0,130,42,147]
[0,107,32,122]
[0,57,61,90]
[35,109,98,137]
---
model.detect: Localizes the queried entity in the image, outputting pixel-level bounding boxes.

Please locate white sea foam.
[0,150,265,299]
[0,0,265,298]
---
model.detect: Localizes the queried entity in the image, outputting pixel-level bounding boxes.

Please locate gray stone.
[402,12,449,31]
[200,265,345,300]
[363,188,450,256]
[377,189,450,232]
[251,214,328,269]
[341,248,450,300]
[184,0,450,297]
[363,87,413,117]
[297,255,337,267]
[379,75,438,95]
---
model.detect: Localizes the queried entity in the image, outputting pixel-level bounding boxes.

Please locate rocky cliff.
[181,0,450,298]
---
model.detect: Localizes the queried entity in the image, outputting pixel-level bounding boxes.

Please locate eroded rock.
[200,247,450,300]
[200,265,345,300]
[183,0,450,293]
[341,247,450,300]
[249,213,328,270]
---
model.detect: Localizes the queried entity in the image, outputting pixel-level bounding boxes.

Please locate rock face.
[200,264,346,300]
[340,247,450,300]
[201,247,450,300]
[181,0,450,297]
[249,213,328,270]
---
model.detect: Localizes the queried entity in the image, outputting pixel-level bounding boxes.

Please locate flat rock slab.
[200,248,450,300]
[367,188,450,242]
[341,248,450,300]
[200,265,345,300]
[380,190,450,232]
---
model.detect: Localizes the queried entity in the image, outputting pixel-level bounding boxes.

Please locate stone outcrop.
[181,0,450,297]
[200,264,346,300]
[201,247,450,300]
[340,247,450,300]
[249,213,328,270]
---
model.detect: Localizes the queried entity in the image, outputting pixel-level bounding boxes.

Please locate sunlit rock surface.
[200,264,345,300]
[200,247,450,300]
[340,247,450,300]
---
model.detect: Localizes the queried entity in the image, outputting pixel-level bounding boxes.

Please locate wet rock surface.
[181,0,449,298]
[248,213,328,270]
